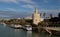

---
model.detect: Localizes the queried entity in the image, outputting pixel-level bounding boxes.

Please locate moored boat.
[23,25,32,31]
[9,24,23,29]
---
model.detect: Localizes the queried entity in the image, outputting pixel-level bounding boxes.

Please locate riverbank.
[0,18,60,36]
[0,24,59,37]
[0,25,58,36]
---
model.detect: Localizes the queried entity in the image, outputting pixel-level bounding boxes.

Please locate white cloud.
[19,0,35,4]
[0,0,38,8]
[43,0,49,3]
[22,4,34,9]
[0,0,38,12]
[20,0,31,2]
[40,9,60,13]
[20,0,39,10]
[0,15,10,17]
[0,0,19,3]
[58,0,60,3]
[0,0,36,4]
[4,8,17,11]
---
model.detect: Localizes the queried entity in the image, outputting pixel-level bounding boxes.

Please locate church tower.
[32,8,40,25]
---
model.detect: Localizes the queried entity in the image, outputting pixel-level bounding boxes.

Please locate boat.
[23,25,32,31]
[9,24,23,29]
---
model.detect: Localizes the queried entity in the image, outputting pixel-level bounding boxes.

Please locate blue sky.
[0,0,60,18]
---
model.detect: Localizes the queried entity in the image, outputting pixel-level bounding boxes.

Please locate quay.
[32,26,60,35]
[42,27,60,35]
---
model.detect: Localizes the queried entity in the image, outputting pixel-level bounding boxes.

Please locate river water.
[0,24,60,37]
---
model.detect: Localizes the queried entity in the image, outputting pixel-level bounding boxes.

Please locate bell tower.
[32,8,40,25]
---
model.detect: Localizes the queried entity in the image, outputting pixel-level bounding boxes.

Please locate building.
[32,8,41,25]
[17,18,21,19]
[24,17,32,19]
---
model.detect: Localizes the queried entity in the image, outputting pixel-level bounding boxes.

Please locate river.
[0,24,60,37]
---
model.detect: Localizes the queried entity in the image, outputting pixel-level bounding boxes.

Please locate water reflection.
[32,32,39,37]
[14,29,23,32]
[32,32,52,37]
[27,31,32,37]
[3,24,6,27]
[0,23,7,27]
[14,29,32,37]
[0,24,60,37]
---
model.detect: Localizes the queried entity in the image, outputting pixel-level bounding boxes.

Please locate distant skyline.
[0,0,60,18]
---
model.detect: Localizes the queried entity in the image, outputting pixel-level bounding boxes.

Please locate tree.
[58,13,60,18]
[38,21,48,27]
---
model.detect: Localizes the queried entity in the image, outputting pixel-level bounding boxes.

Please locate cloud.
[43,0,49,3]
[0,0,19,3]
[20,0,31,2]
[0,15,10,17]
[20,0,35,4]
[40,9,60,13]
[22,4,34,9]
[7,8,17,11]
[1,8,17,12]
[58,0,60,3]
[0,0,36,4]
[0,0,38,8]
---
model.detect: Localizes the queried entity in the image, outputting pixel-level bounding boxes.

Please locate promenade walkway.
[42,27,60,35]
[43,27,60,31]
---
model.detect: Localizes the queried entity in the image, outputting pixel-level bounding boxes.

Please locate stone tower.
[32,8,40,25]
